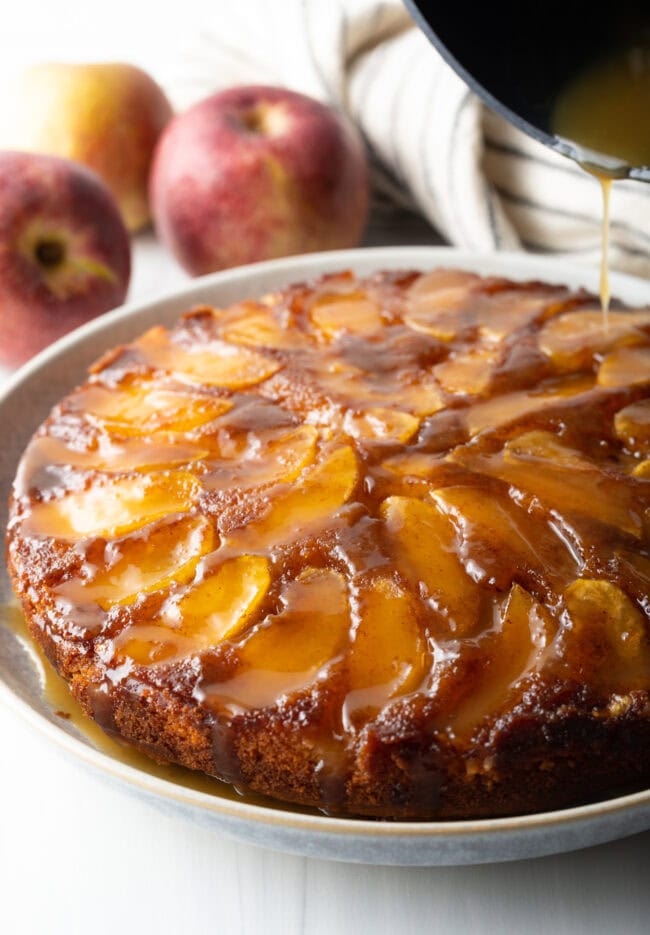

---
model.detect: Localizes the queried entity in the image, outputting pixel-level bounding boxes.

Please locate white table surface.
[2,221,650,935]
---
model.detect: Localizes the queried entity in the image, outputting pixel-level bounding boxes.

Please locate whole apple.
[0,63,173,231]
[150,86,370,275]
[0,151,131,367]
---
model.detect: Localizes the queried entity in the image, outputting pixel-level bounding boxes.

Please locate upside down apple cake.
[6,267,650,819]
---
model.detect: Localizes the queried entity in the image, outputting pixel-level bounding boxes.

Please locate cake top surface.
[8,267,650,756]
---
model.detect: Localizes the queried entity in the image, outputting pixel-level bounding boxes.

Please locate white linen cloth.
[167,0,650,277]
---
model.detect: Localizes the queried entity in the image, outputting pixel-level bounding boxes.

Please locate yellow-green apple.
[149,86,369,275]
[0,63,173,231]
[0,151,131,367]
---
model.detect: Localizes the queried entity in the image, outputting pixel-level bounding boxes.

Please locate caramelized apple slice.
[612,548,650,607]
[209,568,350,709]
[203,425,318,491]
[473,291,559,342]
[226,445,358,549]
[56,515,215,609]
[450,584,555,736]
[300,357,443,417]
[615,400,650,455]
[347,577,426,706]
[432,483,579,591]
[117,554,270,664]
[381,495,482,636]
[24,471,201,541]
[404,308,470,342]
[405,270,478,340]
[451,431,645,537]
[343,408,419,444]
[563,578,650,689]
[406,276,560,343]
[465,374,594,436]
[171,555,270,644]
[219,303,309,350]
[504,430,593,470]
[115,625,198,666]
[381,452,441,479]
[408,268,480,300]
[242,568,348,670]
[539,308,650,370]
[506,431,644,535]
[433,346,499,396]
[23,434,207,475]
[598,346,650,387]
[73,381,232,436]
[136,326,280,388]
[310,293,383,340]
[389,381,444,417]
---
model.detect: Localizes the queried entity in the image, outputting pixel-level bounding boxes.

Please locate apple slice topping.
[74,380,232,435]
[431,484,579,592]
[224,445,358,549]
[117,554,270,665]
[448,583,556,736]
[22,433,208,476]
[218,302,310,349]
[381,381,444,418]
[167,555,270,644]
[342,408,420,444]
[472,291,561,342]
[310,293,384,340]
[345,577,426,713]
[24,470,201,540]
[381,451,443,479]
[433,345,499,396]
[408,268,481,300]
[113,625,198,666]
[381,495,482,636]
[538,309,650,370]
[56,515,215,609]
[562,578,650,689]
[451,430,645,537]
[136,326,280,388]
[464,374,594,436]
[405,269,479,340]
[503,430,593,470]
[206,568,350,710]
[203,424,318,490]
[614,400,650,455]
[598,346,650,387]
[294,354,443,418]
[406,277,564,344]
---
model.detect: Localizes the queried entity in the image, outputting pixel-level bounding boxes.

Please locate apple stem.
[35,239,66,268]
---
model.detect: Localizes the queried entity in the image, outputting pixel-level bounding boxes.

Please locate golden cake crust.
[7,267,650,818]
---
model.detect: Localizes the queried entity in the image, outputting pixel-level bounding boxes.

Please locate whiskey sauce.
[551,41,650,324]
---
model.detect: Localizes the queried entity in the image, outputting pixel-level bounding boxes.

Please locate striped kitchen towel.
[165,0,650,278]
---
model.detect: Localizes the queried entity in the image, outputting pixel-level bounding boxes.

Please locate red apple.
[0,63,173,231]
[0,151,131,367]
[150,86,369,275]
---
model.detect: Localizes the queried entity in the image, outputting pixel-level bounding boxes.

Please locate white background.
[0,0,201,94]
[2,4,650,933]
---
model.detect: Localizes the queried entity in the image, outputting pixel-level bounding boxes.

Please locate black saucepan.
[404,0,650,179]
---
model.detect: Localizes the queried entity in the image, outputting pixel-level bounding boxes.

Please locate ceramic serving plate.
[2,245,650,867]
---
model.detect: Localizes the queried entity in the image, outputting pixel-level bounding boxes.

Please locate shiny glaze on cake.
[7,267,650,818]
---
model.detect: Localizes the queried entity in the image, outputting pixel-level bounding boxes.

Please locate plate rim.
[3,243,650,845]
